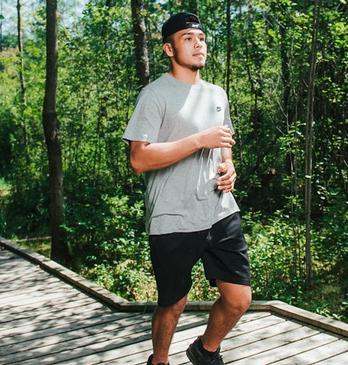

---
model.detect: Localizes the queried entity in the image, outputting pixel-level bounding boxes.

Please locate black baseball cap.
[162,12,204,42]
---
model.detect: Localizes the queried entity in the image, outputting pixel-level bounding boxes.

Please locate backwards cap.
[161,12,204,42]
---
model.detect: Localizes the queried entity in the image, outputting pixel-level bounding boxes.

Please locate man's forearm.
[130,134,201,174]
[130,126,234,174]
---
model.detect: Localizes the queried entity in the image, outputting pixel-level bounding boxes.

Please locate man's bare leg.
[200,281,251,352]
[151,295,187,364]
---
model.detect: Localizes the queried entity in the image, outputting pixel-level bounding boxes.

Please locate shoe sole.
[186,346,199,365]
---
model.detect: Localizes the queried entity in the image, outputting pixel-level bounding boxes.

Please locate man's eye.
[185,37,192,41]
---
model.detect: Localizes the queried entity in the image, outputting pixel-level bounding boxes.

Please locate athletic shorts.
[149,212,251,307]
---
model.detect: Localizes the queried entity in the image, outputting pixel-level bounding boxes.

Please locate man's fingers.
[219,168,236,180]
[219,173,234,182]
[218,175,236,188]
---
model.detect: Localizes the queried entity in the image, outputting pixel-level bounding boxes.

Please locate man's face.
[164,28,207,70]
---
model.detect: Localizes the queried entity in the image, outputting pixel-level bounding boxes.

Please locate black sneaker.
[186,338,224,365]
[147,354,170,365]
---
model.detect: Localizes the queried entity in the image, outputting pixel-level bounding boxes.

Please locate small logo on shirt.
[216,106,222,112]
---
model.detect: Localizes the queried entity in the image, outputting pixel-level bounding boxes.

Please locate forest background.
[0,0,347,322]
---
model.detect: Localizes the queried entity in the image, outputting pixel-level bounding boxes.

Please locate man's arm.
[129,126,234,174]
[217,147,237,192]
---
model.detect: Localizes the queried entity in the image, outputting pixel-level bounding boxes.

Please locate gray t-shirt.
[123,73,240,235]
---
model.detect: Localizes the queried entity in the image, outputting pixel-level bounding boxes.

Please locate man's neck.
[169,68,201,85]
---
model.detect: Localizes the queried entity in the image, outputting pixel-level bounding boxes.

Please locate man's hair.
[163,34,175,46]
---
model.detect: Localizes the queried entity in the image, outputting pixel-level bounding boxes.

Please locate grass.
[13,237,51,258]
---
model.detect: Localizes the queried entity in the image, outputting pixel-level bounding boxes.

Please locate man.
[123,12,251,365]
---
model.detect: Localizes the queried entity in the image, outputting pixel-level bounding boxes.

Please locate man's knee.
[219,284,252,315]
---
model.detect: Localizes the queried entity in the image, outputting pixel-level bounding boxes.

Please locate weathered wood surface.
[0,241,347,364]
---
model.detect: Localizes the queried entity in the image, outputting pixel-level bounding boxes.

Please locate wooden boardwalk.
[0,238,348,365]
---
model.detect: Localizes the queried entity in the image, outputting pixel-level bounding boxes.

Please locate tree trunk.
[16,0,27,145]
[131,0,150,89]
[42,0,69,266]
[305,0,319,288]
[17,0,26,102]
[0,0,3,52]
[225,0,232,99]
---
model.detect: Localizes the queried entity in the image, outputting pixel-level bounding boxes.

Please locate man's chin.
[191,63,205,71]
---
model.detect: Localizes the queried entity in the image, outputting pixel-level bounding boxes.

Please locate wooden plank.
[110,313,290,365]
[6,313,205,364]
[168,318,304,365]
[56,312,273,365]
[175,325,321,364]
[228,332,338,364]
[0,264,41,276]
[0,311,142,347]
[270,301,348,338]
[1,304,132,338]
[0,253,20,261]
[0,312,145,356]
[0,258,37,270]
[1,312,156,363]
[0,297,107,324]
[0,269,45,284]
[0,276,61,294]
[314,351,348,364]
[0,276,83,297]
[0,301,110,330]
[0,278,81,300]
[0,268,51,285]
[49,315,208,365]
[0,291,85,311]
[273,338,348,364]
[0,290,96,315]
[0,285,85,307]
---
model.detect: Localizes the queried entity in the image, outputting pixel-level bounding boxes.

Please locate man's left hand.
[216,160,237,193]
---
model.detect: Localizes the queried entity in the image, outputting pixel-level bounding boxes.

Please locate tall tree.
[0,0,3,52]
[131,0,150,89]
[16,0,27,145]
[42,0,69,266]
[305,0,320,288]
[225,0,232,99]
[16,0,26,103]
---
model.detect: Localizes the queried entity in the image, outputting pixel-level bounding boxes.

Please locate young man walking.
[123,12,251,365]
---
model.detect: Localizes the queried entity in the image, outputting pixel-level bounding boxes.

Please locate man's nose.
[194,39,203,48]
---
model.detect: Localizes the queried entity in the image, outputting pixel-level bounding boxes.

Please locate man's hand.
[216,160,237,193]
[197,126,235,149]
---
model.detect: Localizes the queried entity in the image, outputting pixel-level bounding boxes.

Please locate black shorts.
[149,212,250,307]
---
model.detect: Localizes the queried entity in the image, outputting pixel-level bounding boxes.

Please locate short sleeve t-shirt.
[123,73,240,235]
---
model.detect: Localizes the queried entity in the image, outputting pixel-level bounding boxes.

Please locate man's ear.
[163,42,174,57]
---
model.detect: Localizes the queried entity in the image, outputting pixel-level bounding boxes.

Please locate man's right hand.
[197,126,235,149]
